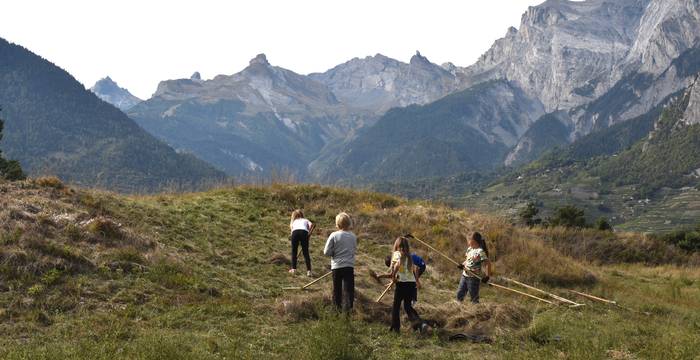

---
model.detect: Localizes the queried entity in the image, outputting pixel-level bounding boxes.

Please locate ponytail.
[472,232,489,257]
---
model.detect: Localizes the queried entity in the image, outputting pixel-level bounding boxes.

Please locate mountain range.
[111,0,697,183]
[2,0,700,206]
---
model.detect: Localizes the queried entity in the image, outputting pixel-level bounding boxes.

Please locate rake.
[282,270,332,291]
[406,234,555,305]
[501,276,583,307]
[376,281,394,302]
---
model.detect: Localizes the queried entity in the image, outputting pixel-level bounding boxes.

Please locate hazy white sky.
[1,0,544,99]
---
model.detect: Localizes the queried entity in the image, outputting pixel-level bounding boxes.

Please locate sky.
[1,0,544,99]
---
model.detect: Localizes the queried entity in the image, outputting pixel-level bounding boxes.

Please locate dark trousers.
[332,267,354,312]
[290,230,311,271]
[391,282,421,332]
[456,276,481,304]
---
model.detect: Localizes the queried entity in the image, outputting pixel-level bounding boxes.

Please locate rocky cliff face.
[491,0,700,166]
[626,0,700,74]
[682,76,700,125]
[309,51,461,113]
[90,77,142,111]
[459,0,649,113]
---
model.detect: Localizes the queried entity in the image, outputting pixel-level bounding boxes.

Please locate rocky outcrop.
[309,51,461,113]
[90,77,142,111]
[625,0,700,75]
[476,0,700,166]
[683,76,700,125]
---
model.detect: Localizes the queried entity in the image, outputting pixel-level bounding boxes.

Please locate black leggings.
[391,282,421,332]
[332,267,355,312]
[290,230,311,271]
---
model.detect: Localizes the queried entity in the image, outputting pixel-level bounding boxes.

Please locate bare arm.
[413,266,421,289]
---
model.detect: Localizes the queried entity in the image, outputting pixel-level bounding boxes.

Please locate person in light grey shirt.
[323,212,357,312]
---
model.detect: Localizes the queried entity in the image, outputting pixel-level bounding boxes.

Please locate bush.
[658,225,700,253]
[0,108,25,181]
[549,205,588,228]
[519,202,541,227]
[0,159,25,181]
[594,217,613,231]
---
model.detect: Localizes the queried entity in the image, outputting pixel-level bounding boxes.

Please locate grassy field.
[0,179,699,359]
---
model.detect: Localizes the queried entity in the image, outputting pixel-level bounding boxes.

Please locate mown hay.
[269,253,291,266]
[421,301,532,337]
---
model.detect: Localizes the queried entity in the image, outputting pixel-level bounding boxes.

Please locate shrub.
[658,226,700,253]
[549,205,588,228]
[519,202,541,227]
[0,109,25,181]
[0,159,25,181]
[594,217,613,231]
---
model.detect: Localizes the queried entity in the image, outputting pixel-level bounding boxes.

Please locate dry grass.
[2,182,698,359]
[532,227,700,265]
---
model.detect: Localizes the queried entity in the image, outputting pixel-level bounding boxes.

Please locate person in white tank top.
[289,209,315,276]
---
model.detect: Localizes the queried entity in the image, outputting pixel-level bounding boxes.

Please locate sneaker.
[307,271,314,277]
[420,322,429,333]
[288,269,296,274]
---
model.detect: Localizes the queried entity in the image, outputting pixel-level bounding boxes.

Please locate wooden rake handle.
[569,290,617,304]
[302,271,333,289]
[410,234,554,305]
[501,276,581,306]
[376,281,394,303]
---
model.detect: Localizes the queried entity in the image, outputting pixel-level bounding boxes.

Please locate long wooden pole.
[409,235,554,305]
[569,290,617,305]
[376,281,394,303]
[501,277,581,306]
[283,271,333,291]
[302,271,332,289]
[489,283,555,305]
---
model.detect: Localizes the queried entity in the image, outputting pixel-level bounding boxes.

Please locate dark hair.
[471,232,489,256]
[385,255,392,267]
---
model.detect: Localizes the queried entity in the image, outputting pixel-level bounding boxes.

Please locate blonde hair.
[290,209,304,228]
[393,236,413,271]
[335,212,352,230]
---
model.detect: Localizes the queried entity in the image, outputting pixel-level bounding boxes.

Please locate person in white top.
[289,209,315,276]
[378,236,425,333]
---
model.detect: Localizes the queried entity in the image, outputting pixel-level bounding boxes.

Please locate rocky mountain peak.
[409,50,431,66]
[190,71,202,81]
[92,76,118,91]
[90,76,142,111]
[250,53,270,66]
[521,2,566,27]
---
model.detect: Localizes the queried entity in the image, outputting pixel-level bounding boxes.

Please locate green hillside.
[0,38,225,192]
[314,80,540,183]
[461,77,700,233]
[1,179,698,359]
